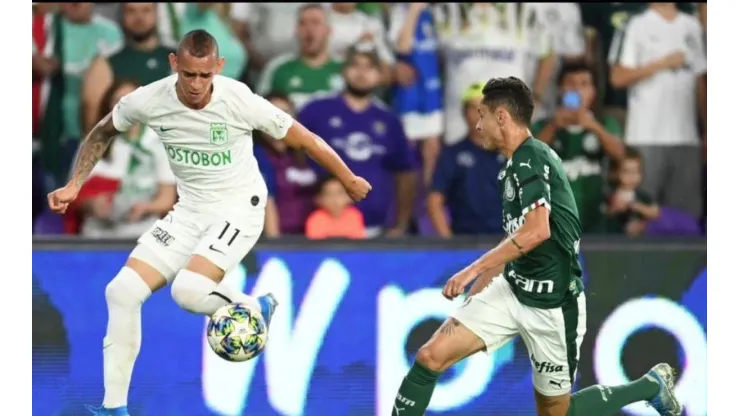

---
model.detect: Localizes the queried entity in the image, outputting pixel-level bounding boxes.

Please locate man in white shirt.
[47,29,371,416]
[432,3,556,144]
[609,2,706,218]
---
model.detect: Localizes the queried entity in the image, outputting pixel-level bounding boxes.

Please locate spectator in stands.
[387,3,443,187]
[427,82,505,237]
[39,2,123,187]
[230,3,310,75]
[257,4,344,111]
[157,2,185,47]
[532,61,624,233]
[580,2,698,127]
[299,46,417,238]
[83,3,175,134]
[305,176,366,240]
[66,80,176,238]
[180,4,246,80]
[604,147,660,237]
[609,2,706,219]
[256,93,319,235]
[328,3,395,85]
[32,3,58,224]
[529,3,586,122]
[432,3,555,145]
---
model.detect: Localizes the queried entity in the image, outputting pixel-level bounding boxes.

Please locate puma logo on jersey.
[519,159,532,169]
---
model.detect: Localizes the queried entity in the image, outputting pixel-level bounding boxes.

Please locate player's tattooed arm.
[69,113,119,189]
[468,206,551,276]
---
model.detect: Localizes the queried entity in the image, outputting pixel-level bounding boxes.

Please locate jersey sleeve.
[608,18,639,67]
[111,87,150,132]
[235,85,294,140]
[513,149,552,216]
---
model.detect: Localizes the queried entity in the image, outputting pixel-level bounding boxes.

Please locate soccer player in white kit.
[47,30,372,416]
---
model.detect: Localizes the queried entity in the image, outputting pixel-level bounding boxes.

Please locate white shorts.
[401,111,444,141]
[130,205,264,282]
[451,276,587,396]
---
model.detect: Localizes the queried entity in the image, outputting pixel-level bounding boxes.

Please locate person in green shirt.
[82,3,175,135]
[531,61,624,233]
[257,4,344,110]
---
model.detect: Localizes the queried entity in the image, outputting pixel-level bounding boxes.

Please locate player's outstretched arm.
[442,206,551,299]
[47,113,119,214]
[69,113,119,189]
[283,121,372,202]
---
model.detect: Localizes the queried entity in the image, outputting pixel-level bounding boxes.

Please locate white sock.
[102,267,152,408]
[171,269,260,316]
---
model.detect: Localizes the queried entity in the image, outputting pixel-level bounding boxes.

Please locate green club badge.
[210,123,229,146]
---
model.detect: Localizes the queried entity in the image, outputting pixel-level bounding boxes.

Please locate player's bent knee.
[415,345,450,373]
[106,267,153,308]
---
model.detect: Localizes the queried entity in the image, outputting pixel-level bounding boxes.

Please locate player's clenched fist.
[47,183,79,214]
[341,175,372,202]
[442,268,478,300]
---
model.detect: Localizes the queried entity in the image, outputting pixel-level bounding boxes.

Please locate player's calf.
[392,318,485,416]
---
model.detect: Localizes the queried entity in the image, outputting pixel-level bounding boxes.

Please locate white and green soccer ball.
[207,302,268,362]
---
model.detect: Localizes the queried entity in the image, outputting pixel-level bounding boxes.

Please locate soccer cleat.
[644,363,683,416]
[84,405,129,416]
[257,293,279,327]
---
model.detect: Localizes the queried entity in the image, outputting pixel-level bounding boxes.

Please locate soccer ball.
[207,302,268,362]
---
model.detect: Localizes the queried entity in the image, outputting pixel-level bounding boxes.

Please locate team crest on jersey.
[583,133,600,154]
[504,177,515,201]
[210,123,228,146]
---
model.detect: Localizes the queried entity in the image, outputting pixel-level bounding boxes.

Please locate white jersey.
[111,74,293,216]
[433,3,550,143]
[608,9,706,146]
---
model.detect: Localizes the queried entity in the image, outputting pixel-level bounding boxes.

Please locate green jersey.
[531,117,621,233]
[499,137,583,309]
[257,54,344,110]
[108,45,174,87]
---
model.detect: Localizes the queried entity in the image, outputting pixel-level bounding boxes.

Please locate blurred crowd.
[32,2,707,240]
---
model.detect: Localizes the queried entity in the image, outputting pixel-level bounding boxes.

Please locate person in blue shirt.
[299,45,418,237]
[427,82,506,237]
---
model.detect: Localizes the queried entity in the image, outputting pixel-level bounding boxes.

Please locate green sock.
[392,361,440,416]
[567,377,660,416]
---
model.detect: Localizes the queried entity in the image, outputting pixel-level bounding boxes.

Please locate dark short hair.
[317,175,342,193]
[481,77,534,126]
[344,44,381,70]
[623,146,642,163]
[557,60,595,86]
[178,29,219,58]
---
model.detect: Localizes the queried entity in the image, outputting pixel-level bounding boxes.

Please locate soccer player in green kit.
[391,77,682,416]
